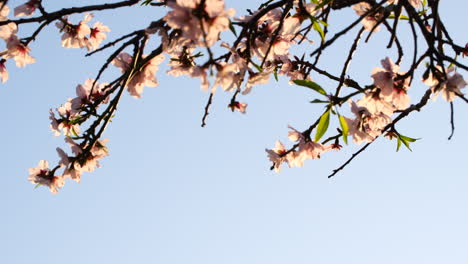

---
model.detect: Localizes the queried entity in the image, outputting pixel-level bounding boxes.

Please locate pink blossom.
[266,140,290,173]
[50,99,81,137]
[0,4,9,19]
[357,90,394,116]
[28,160,65,194]
[280,60,310,84]
[252,11,301,62]
[56,147,82,182]
[112,52,165,98]
[243,71,270,95]
[0,22,17,40]
[353,2,381,32]
[164,0,234,47]
[71,78,109,110]
[228,101,247,113]
[56,13,93,49]
[292,141,326,168]
[424,67,467,102]
[285,126,330,167]
[4,35,36,67]
[14,0,39,17]
[166,47,209,90]
[346,101,392,144]
[371,57,411,110]
[0,60,8,83]
[85,21,110,51]
[73,139,109,173]
[213,61,246,92]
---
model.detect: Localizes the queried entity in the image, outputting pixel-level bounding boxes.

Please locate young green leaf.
[315,109,330,142]
[399,134,418,143]
[229,20,237,37]
[338,114,349,145]
[141,0,153,5]
[310,99,329,104]
[396,134,418,151]
[313,20,325,42]
[396,137,402,152]
[293,80,327,96]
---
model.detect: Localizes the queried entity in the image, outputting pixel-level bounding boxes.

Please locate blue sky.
[1,1,468,263]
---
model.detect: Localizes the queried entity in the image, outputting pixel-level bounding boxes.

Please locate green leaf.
[399,135,417,143]
[313,20,325,42]
[396,137,402,152]
[338,115,349,145]
[448,55,458,69]
[314,109,330,142]
[34,184,41,189]
[310,99,329,104]
[388,14,409,20]
[273,67,279,81]
[228,20,237,37]
[251,61,263,73]
[314,0,332,11]
[396,134,419,152]
[141,0,153,5]
[400,137,412,151]
[71,127,79,137]
[293,80,327,96]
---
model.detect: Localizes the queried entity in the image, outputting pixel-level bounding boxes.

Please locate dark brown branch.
[201,92,214,127]
[448,102,454,140]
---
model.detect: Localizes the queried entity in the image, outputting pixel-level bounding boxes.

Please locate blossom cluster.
[13,0,468,191]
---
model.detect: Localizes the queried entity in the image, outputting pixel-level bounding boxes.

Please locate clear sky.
[1,1,468,264]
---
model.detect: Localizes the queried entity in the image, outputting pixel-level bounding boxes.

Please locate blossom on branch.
[85,22,111,51]
[424,67,467,102]
[345,101,392,144]
[112,52,165,98]
[5,35,36,67]
[353,2,381,32]
[371,57,411,110]
[56,14,93,49]
[14,0,39,17]
[0,60,8,83]
[228,101,247,113]
[28,160,65,194]
[164,0,234,47]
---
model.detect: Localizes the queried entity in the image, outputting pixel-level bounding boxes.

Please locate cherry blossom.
[353,2,381,32]
[56,13,93,49]
[49,99,81,137]
[14,0,39,17]
[12,0,467,188]
[4,35,36,67]
[28,160,65,194]
[228,101,247,113]
[424,67,467,102]
[85,22,111,51]
[0,60,8,83]
[345,101,392,144]
[71,78,110,111]
[112,52,165,98]
[164,0,234,47]
[266,140,291,173]
[0,21,17,40]
[371,57,411,110]
[357,90,394,116]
